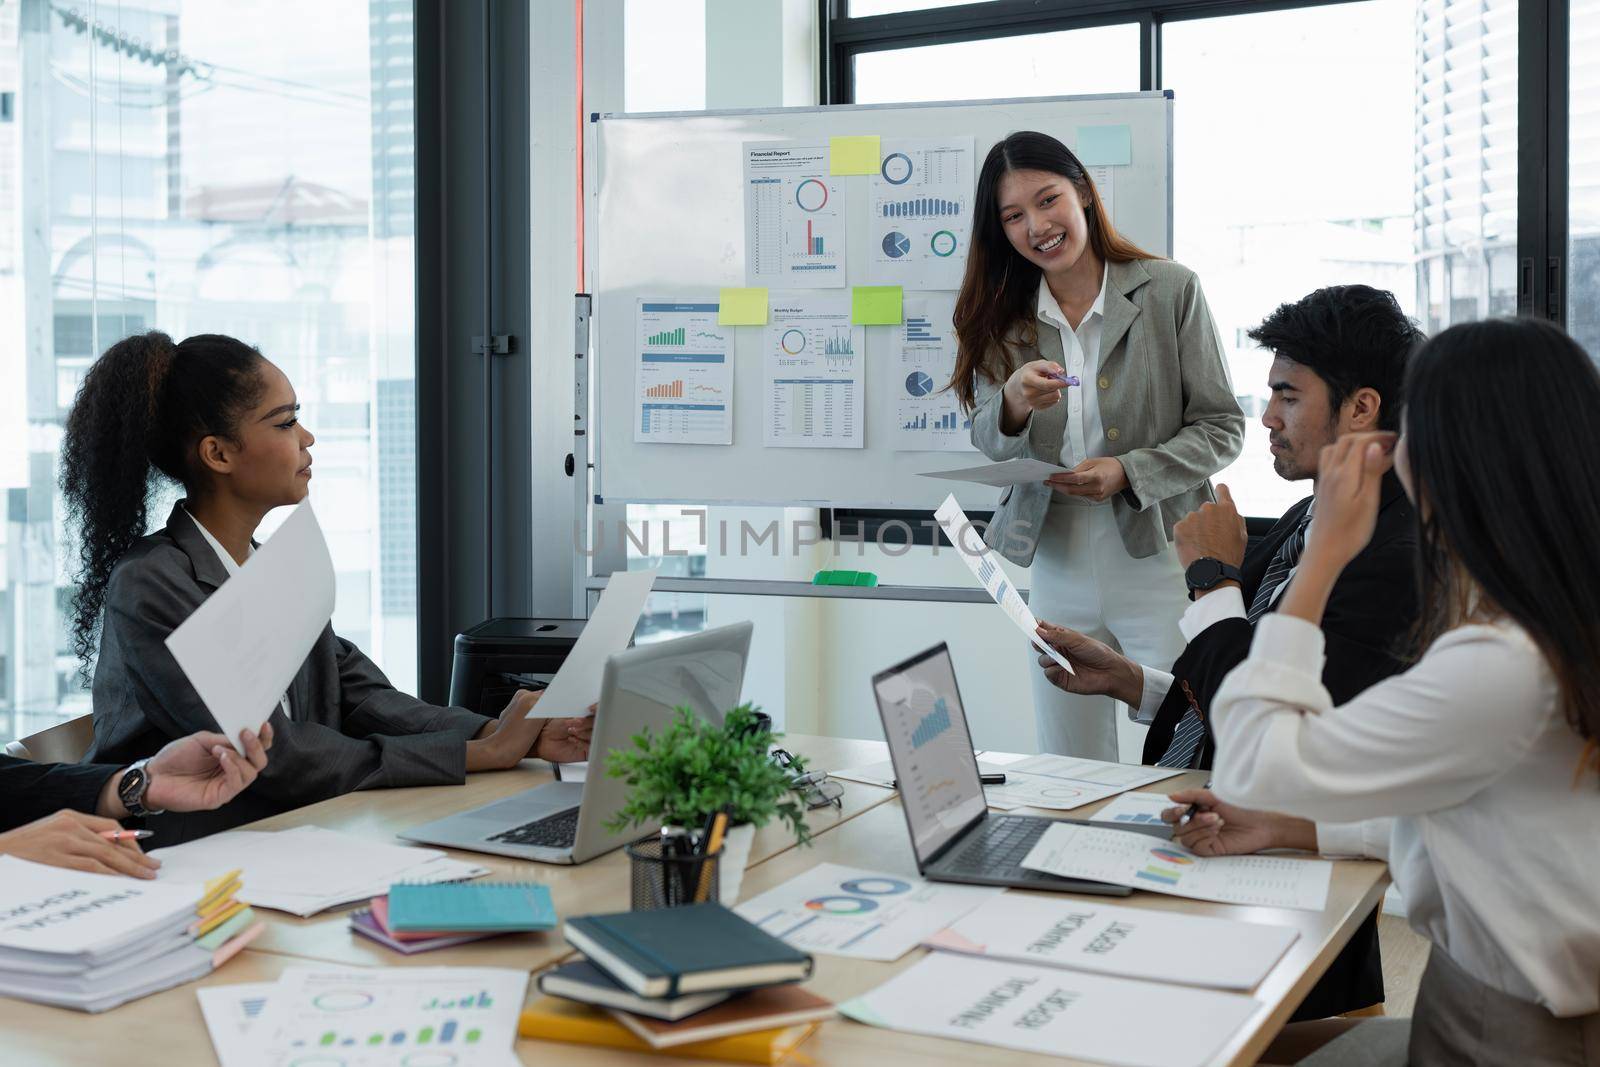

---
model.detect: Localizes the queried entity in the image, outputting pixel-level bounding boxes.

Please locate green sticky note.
[830,135,881,176]
[851,286,902,325]
[718,287,768,325]
[1076,125,1132,166]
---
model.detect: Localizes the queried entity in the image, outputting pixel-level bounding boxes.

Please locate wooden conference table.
[1,735,1389,1067]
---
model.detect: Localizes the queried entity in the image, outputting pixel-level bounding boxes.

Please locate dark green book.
[563,903,814,998]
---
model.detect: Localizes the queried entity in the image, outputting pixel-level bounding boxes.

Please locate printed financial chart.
[634,302,733,445]
[763,297,864,449]
[868,138,975,291]
[744,142,846,288]
[892,294,975,453]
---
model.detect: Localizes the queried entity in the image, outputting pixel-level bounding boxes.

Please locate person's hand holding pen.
[1159,787,1318,856]
[999,359,1077,433]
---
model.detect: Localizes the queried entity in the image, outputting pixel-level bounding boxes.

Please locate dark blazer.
[0,756,121,832]
[84,504,493,845]
[1141,472,1419,767]
[1142,471,1418,1020]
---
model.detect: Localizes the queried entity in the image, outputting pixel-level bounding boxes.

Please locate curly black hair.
[59,331,265,675]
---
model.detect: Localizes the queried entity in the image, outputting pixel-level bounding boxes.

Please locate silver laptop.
[399,621,753,864]
[873,642,1129,896]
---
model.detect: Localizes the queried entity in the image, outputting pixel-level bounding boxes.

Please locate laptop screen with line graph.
[872,643,987,861]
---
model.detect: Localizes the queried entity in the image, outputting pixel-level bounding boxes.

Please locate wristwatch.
[117,758,166,818]
[1184,557,1243,601]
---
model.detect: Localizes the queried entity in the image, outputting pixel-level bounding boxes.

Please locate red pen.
[99,829,155,842]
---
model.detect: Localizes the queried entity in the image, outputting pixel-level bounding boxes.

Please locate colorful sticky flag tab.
[1076,125,1132,167]
[830,135,882,175]
[718,287,769,325]
[851,286,903,325]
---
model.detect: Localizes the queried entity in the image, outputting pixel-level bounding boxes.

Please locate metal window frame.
[1519,0,1569,325]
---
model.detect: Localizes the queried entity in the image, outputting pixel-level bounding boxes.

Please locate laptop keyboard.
[486,806,580,848]
[944,815,1050,875]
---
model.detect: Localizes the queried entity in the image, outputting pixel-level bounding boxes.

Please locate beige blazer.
[968,257,1245,565]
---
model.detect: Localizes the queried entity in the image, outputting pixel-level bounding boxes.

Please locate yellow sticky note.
[852,286,903,325]
[830,135,881,176]
[718,287,768,325]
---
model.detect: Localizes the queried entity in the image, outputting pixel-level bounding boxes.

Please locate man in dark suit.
[0,724,272,877]
[1035,284,1423,1019]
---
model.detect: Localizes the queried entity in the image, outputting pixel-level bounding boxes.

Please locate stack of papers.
[0,856,261,1012]
[201,966,529,1067]
[151,826,487,916]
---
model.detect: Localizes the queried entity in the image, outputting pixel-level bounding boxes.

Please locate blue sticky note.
[1076,125,1132,167]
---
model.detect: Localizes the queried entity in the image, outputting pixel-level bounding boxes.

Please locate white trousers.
[1027,500,1189,761]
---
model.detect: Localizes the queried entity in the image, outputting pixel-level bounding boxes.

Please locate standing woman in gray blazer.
[952,131,1244,761]
[59,332,591,844]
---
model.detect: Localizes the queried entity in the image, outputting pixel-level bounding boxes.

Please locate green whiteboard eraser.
[854,572,879,587]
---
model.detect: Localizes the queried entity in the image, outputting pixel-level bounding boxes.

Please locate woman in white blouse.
[1163,317,1600,1065]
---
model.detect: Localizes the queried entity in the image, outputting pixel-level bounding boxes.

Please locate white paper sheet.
[980,755,1183,811]
[921,458,1071,486]
[763,293,864,449]
[744,141,846,288]
[150,827,482,917]
[891,294,976,453]
[1021,823,1333,911]
[840,952,1258,1067]
[1090,790,1182,829]
[165,499,334,750]
[526,567,659,721]
[243,966,526,1067]
[934,494,1073,674]
[0,856,203,958]
[735,863,1000,962]
[198,982,276,1067]
[865,137,976,291]
[634,300,733,445]
[925,894,1299,991]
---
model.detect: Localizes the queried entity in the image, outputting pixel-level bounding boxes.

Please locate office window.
[0,1,417,744]
[624,0,707,113]
[852,24,1140,105]
[849,0,997,14]
[1164,1,1420,518]
[1570,0,1600,358]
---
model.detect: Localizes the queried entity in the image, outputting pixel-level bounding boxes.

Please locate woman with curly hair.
[61,332,589,844]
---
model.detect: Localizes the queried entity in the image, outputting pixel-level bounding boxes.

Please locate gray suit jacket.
[969,258,1245,565]
[84,503,492,844]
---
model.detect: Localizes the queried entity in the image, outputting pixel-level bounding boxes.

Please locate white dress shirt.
[1035,271,1107,469]
[1211,613,1600,1017]
[184,506,293,721]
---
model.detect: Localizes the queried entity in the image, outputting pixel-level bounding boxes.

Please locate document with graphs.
[1021,823,1333,911]
[935,494,1072,674]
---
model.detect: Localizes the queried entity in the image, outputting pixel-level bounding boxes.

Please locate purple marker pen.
[1046,372,1080,387]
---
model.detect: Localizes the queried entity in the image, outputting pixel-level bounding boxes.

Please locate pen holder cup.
[626,837,721,911]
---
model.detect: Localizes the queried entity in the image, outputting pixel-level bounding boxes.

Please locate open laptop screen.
[872,644,986,862]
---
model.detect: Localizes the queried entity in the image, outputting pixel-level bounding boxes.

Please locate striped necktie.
[1246,513,1312,623]
[1155,681,1206,769]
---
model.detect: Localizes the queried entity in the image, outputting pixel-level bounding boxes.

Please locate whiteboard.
[589,92,1173,509]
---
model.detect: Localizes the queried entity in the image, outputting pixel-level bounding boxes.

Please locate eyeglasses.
[770,747,844,811]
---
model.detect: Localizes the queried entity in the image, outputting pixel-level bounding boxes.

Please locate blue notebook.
[386,881,557,933]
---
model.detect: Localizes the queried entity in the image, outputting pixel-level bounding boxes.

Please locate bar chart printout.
[635,301,734,445]
[246,966,529,1067]
[763,293,864,449]
[743,140,846,287]
[893,295,974,453]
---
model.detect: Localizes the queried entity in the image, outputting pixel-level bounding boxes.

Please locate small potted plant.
[605,704,810,903]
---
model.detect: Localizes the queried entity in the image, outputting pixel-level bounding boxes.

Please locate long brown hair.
[950,131,1157,410]
[1403,318,1600,781]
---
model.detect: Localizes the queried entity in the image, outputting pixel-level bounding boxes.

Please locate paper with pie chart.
[867,137,975,291]
[893,294,976,452]
[735,863,1000,962]
[980,753,1184,812]
[763,294,864,449]
[1021,823,1334,911]
[744,140,847,288]
[237,965,529,1067]
[634,300,733,445]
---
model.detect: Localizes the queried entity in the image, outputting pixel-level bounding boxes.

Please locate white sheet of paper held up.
[921,457,1071,487]
[522,567,659,721]
[165,499,334,752]
[934,494,1073,674]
